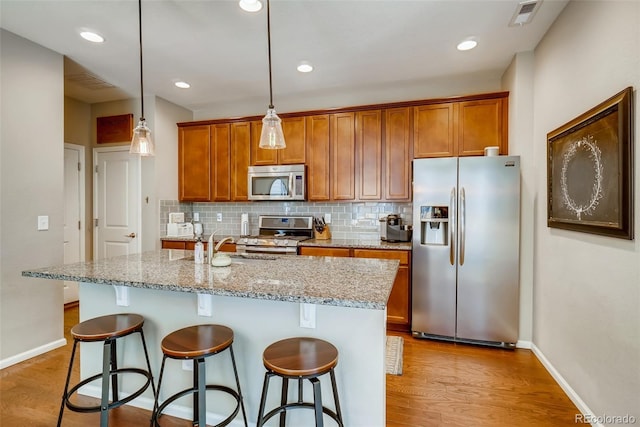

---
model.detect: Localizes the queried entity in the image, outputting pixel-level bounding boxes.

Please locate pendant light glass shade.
[130,0,155,156]
[259,108,286,149]
[130,118,154,156]
[259,0,285,150]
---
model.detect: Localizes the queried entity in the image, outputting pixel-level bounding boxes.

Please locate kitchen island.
[23,250,399,426]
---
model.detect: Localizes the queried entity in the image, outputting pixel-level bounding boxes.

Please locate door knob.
[125,232,136,238]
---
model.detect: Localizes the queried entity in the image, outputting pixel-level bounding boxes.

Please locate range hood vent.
[509,0,542,27]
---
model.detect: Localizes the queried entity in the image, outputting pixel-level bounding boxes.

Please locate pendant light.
[130,0,155,156]
[258,0,286,149]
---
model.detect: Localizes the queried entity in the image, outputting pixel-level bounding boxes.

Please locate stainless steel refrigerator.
[411,156,520,347]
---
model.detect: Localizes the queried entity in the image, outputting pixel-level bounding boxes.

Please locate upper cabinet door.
[384,107,412,201]
[356,110,382,200]
[211,124,231,201]
[306,115,330,201]
[279,116,306,164]
[414,103,457,158]
[331,112,356,200]
[231,122,251,201]
[250,120,278,165]
[458,97,507,156]
[178,125,211,202]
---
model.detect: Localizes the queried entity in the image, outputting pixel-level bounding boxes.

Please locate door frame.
[93,146,142,258]
[64,143,86,264]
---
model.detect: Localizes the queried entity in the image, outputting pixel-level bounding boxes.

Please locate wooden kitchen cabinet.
[331,112,356,200]
[356,110,383,200]
[211,124,231,201]
[231,122,251,201]
[161,240,236,252]
[178,125,211,202]
[249,117,306,165]
[306,115,330,201]
[298,246,351,257]
[414,96,508,158]
[299,245,411,331]
[353,248,411,332]
[384,107,412,201]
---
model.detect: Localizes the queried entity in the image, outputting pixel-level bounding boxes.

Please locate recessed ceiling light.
[297,62,313,73]
[457,39,478,51]
[174,81,191,89]
[239,0,262,12]
[80,31,104,43]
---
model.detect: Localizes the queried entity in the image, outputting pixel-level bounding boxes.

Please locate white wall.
[532,1,639,422]
[194,70,502,120]
[0,30,65,362]
[502,52,536,344]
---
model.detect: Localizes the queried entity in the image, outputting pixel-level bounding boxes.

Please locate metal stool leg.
[151,355,168,426]
[279,377,289,427]
[138,329,157,399]
[229,345,248,427]
[196,358,206,426]
[57,339,79,427]
[110,340,119,403]
[256,372,272,427]
[329,368,343,426]
[310,377,324,427]
[100,339,111,427]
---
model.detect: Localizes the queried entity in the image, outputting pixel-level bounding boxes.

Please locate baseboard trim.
[516,339,532,349]
[531,343,602,427]
[0,338,67,370]
[80,385,251,427]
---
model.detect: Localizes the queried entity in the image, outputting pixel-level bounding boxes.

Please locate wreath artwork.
[547,87,633,240]
[560,135,604,221]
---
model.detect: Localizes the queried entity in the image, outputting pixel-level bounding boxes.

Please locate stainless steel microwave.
[248,165,306,201]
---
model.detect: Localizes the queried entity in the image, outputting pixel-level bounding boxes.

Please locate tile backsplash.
[160,200,413,240]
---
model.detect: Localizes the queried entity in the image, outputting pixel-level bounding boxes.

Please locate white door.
[63,144,85,303]
[94,147,141,260]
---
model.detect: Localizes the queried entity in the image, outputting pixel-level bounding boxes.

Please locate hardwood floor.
[0,306,579,426]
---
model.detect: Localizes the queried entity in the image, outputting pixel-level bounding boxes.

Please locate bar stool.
[58,313,155,427]
[256,337,344,427]
[152,324,248,427]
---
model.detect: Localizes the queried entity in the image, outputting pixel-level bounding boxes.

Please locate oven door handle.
[241,246,297,254]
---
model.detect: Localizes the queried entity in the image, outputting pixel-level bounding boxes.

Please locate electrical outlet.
[37,215,49,231]
[325,213,332,224]
[216,213,223,222]
[193,212,199,221]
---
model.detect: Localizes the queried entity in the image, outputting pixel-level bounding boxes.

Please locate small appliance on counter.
[166,212,194,237]
[380,214,412,242]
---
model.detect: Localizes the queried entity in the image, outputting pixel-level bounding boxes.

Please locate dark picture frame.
[547,87,634,239]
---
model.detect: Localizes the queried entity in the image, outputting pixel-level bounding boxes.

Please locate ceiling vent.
[509,0,542,27]
[65,72,115,90]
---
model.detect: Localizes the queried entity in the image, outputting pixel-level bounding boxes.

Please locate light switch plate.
[37,215,49,230]
[217,213,223,222]
[324,213,332,224]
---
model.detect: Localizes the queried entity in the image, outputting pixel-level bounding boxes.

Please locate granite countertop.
[22,250,399,310]
[300,238,412,250]
[161,234,240,242]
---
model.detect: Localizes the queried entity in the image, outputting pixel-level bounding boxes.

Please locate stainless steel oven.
[235,215,314,255]
[248,165,306,201]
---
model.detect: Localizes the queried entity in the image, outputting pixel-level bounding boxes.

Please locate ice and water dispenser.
[419,206,449,245]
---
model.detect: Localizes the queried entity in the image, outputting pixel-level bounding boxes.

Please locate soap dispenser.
[194,237,204,264]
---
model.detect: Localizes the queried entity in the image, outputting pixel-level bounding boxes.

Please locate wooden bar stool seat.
[58,313,156,427]
[152,324,248,427]
[256,337,344,427]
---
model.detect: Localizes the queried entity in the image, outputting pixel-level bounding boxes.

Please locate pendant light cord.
[138,0,145,120]
[267,0,274,109]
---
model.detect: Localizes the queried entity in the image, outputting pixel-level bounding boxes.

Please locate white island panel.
[79,281,387,427]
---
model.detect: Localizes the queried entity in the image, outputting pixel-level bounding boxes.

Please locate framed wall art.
[547,87,634,239]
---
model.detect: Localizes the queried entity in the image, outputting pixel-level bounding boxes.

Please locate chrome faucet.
[207,230,234,263]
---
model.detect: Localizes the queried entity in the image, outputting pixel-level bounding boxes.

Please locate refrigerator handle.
[450,187,456,265]
[460,187,466,266]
